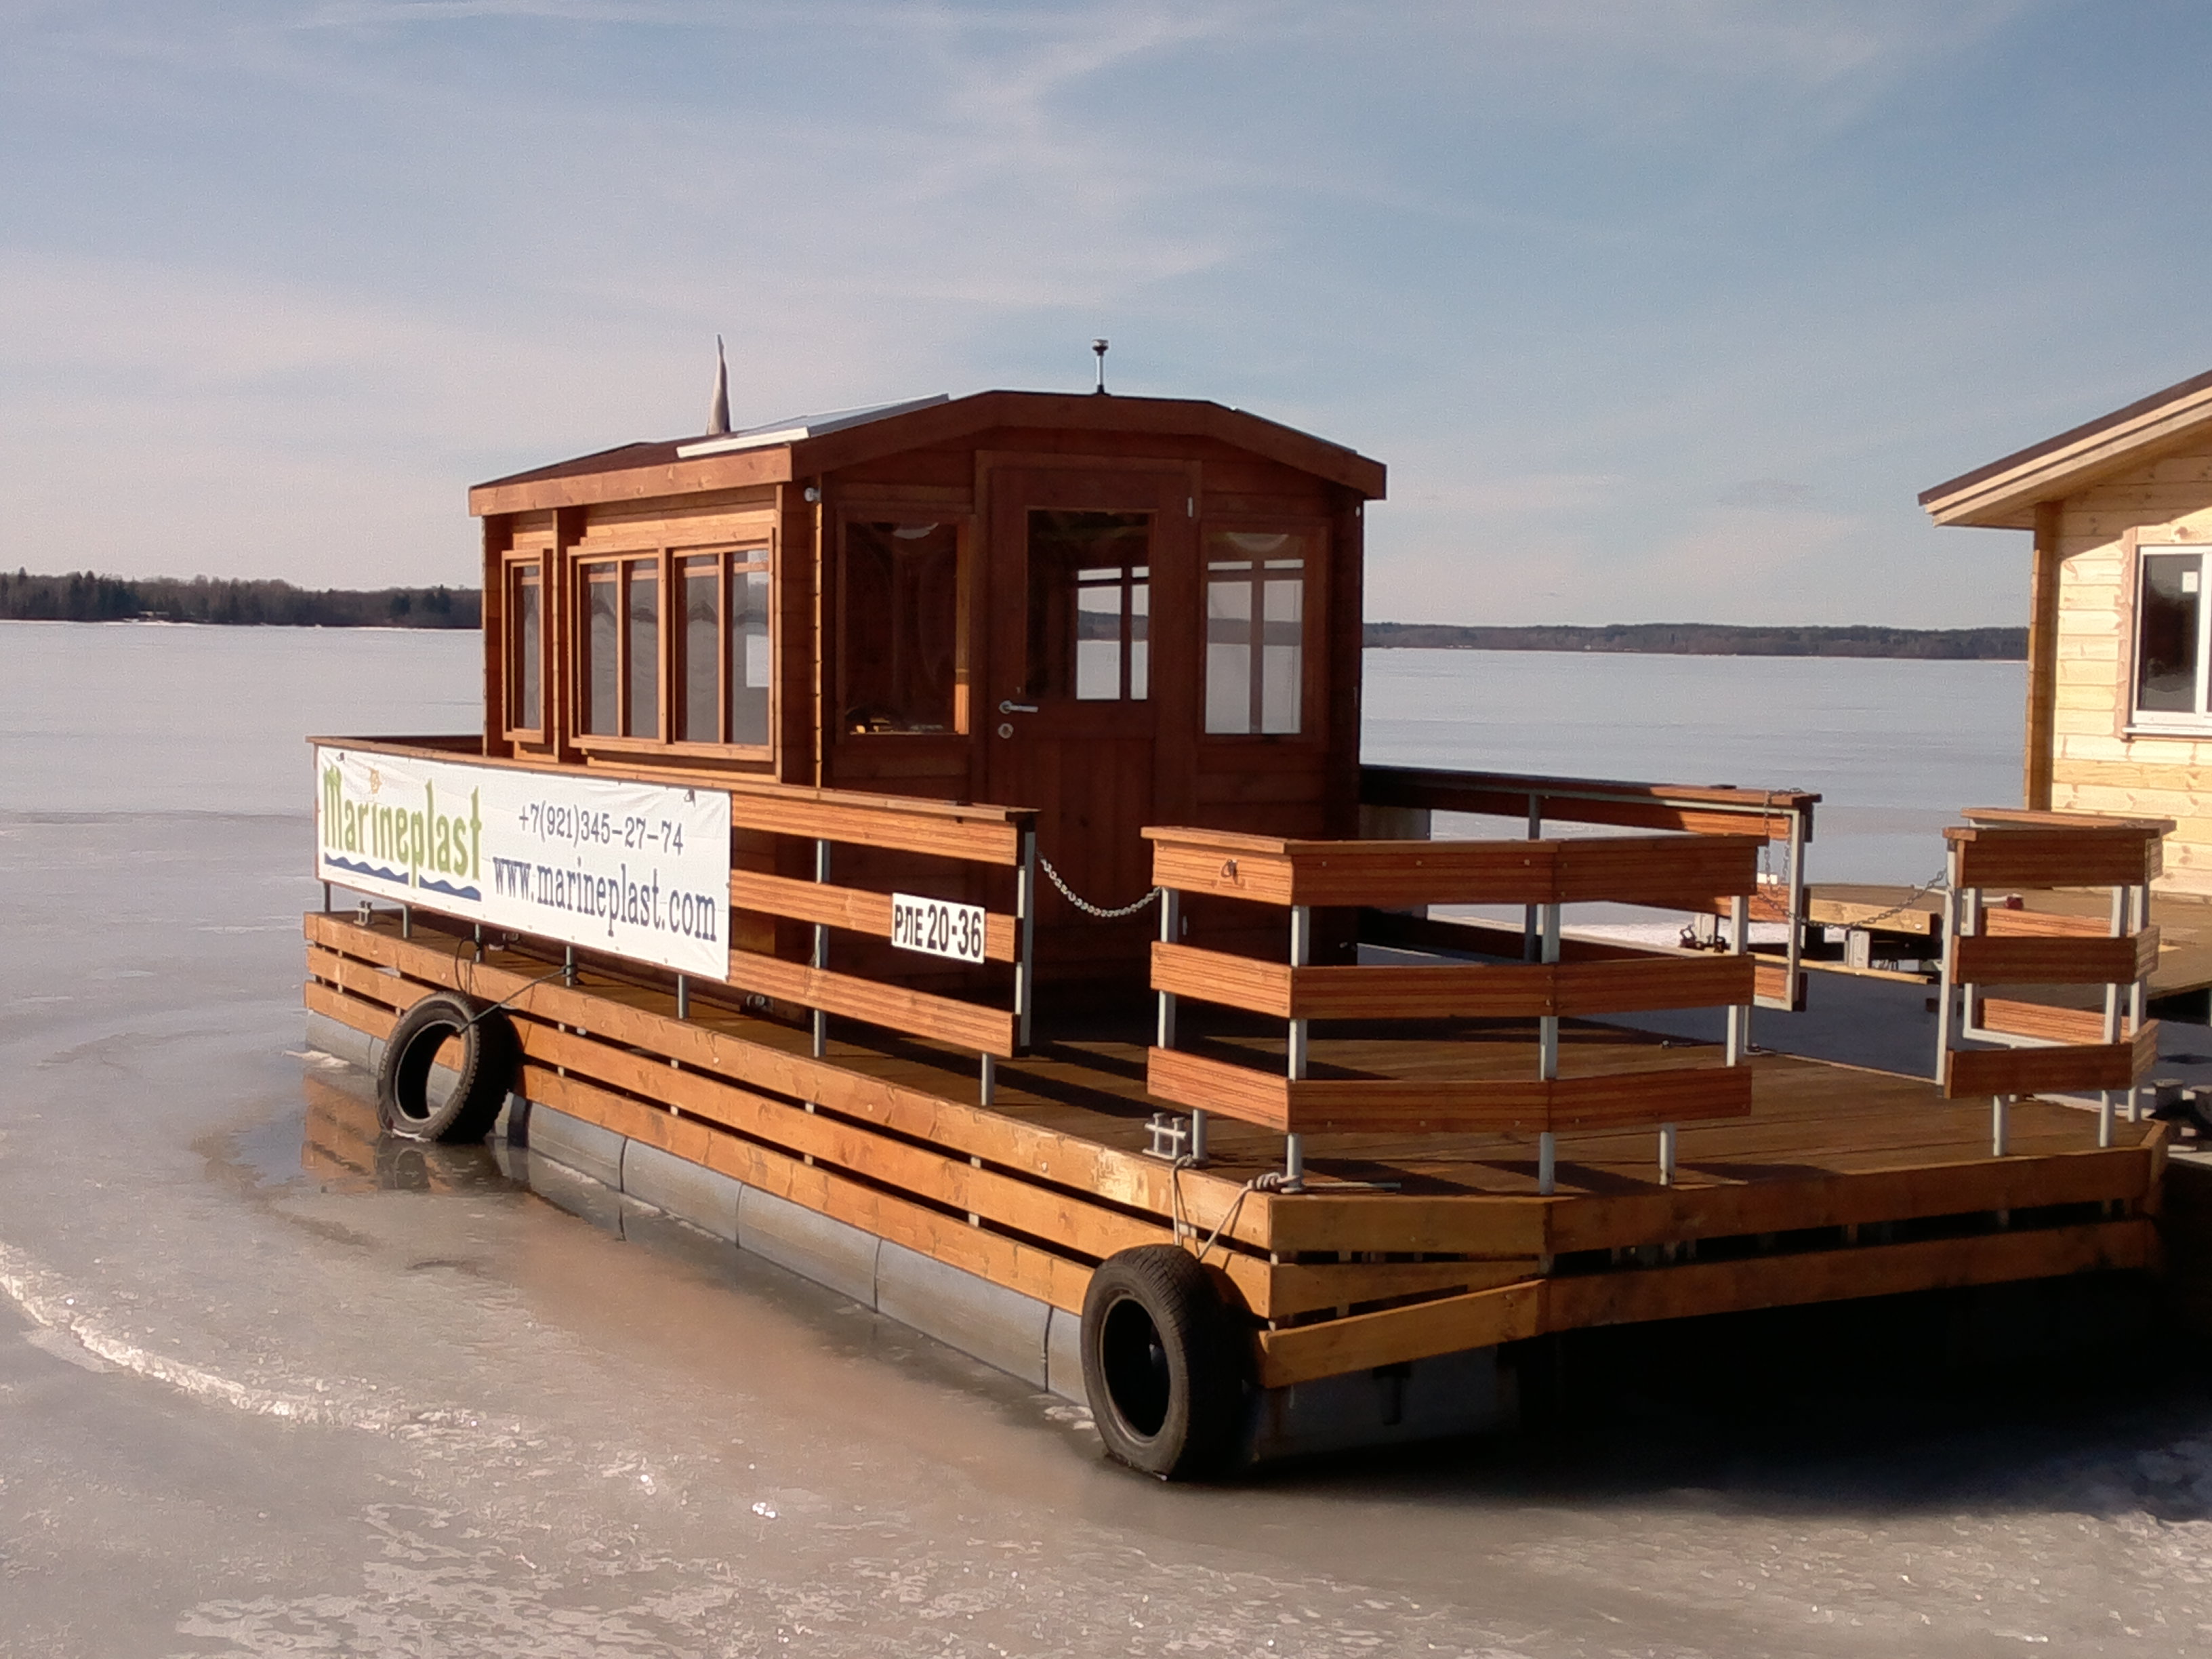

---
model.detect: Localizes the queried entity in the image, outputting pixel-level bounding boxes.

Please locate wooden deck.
[304,907,2164,1391]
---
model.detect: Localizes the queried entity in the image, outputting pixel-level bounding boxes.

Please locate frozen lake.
[3,620,2209,1658]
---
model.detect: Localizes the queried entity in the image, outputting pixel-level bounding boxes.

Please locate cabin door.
[983,462,1195,986]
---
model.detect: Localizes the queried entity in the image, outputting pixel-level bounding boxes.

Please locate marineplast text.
[321,762,482,891]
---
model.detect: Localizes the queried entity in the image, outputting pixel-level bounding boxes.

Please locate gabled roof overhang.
[1920,365,2212,529]
[469,389,1385,518]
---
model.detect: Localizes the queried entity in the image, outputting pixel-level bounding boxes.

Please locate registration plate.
[890,892,988,964]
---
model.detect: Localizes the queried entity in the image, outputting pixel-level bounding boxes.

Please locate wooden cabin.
[469,390,1382,988]
[1923,367,2212,895]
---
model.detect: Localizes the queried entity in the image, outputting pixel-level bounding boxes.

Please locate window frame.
[2128,539,2212,734]
[571,543,776,760]
[1197,518,1327,743]
[500,551,549,743]
[833,512,972,739]
[671,544,775,756]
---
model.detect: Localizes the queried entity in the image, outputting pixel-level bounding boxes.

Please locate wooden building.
[470,390,1382,985]
[1923,367,2212,894]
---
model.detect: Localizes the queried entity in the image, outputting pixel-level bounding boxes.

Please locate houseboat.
[304,386,2169,1477]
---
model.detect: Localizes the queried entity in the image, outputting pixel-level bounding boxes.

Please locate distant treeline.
[0,569,480,629]
[1364,621,2027,660]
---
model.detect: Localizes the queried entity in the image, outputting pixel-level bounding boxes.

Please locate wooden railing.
[720,790,1037,1091]
[1141,825,1766,1193]
[310,737,1038,1094]
[1359,765,1820,1010]
[1936,808,2171,1150]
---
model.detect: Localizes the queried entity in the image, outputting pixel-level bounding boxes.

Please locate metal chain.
[1832,871,1951,932]
[1038,853,1161,919]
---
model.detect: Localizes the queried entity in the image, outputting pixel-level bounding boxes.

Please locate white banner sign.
[314,745,733,978]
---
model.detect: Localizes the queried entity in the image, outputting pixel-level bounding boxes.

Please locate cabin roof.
[1921,365,2212,529]
[469,388,1387,516]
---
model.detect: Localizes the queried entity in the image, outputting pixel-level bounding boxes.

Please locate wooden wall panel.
[2051,443,2212,895]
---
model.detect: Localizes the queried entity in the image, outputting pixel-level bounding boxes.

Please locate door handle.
[998,700,1040,714]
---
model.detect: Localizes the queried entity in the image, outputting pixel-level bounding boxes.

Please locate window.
[579,556,661,740]
[1026,510,1149,703]
[2136,547,2207,724]
[841,520,960,733]
[1205,529,1308,734]
[676,548,772,747]
[506,559,543,733]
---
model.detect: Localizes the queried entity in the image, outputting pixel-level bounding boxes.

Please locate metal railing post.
[1523,794,1542,962]
[1959,886,1984,1038]
[1932,865,1959,1083]
[1156,887,1179,1050]
[1285,903,1312,1191]
[676,974,689,1021]
[811,837,830,1059]
[1016,826,1038,1056]
[2100,884,2125,1149]
[1538,900,1560,1195]
[2129,882,2148,1123]
[1725,893,1750,1067]
[1782,805,1807,1002]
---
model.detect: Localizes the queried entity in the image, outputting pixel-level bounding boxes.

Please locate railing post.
[1992,1092,2010,1157]
[1932,860,1959,1083]
[811,837,830,1059]
[1538,900,1560,1196]
[1523,794,1543,962]
[2101,884,2125,1149]
[1959,885,1984,1038]
[1782,805,1807,1005]
[1155,886,1204,1161]
[2128,881,2148,1124]
[1016,825,1037,1057]
[1157,888,1180,1050]
[1725,893,1750,1067]
[980,1051,996,1107]
[675,974,689,1021]
[1285,903,1312,1191]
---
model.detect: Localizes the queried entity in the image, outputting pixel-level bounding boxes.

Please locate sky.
[5,0,2212,627]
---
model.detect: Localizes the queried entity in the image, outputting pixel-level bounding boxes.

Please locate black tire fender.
[375,991,516,1145]
[1080,1244,1248,1479]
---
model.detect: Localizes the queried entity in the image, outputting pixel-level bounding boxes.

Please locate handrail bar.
[1359,761,1814,1012]
[309,733,1038,834]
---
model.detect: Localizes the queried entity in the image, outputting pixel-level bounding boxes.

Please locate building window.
[506,559,543,733]
[580,556,661,739]
[1025,510,1149,703]
[676,548,772,747]
[2137,547,2208,723]
[1205,529,1308,735]
[841,520,960,733]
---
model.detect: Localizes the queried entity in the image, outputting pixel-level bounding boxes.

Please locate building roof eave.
[1920,366,2212,529]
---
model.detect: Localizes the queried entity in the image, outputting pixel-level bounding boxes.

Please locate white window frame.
[2130,543,2212,733]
